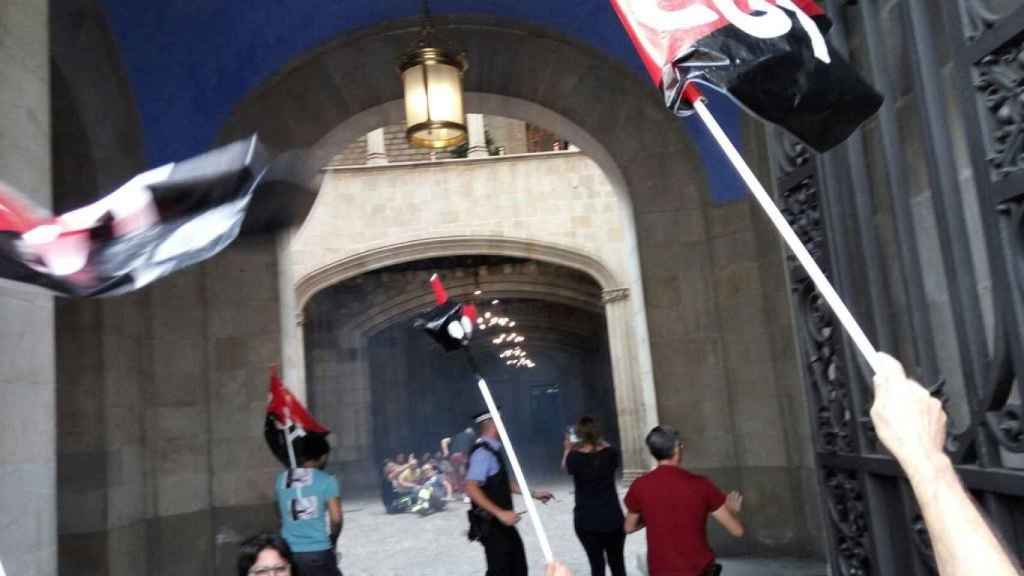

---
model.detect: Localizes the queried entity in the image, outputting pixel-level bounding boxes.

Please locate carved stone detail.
[973,37,1024,181]
[776,131,812,177]
[600,287,630,304]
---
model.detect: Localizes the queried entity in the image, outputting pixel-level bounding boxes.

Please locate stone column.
[0,2,55,575]
[366,128,387,165]
[602,288,653,479]
[277,227,307,402]
[466,114,488,158]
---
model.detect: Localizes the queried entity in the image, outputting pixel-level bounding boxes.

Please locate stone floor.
[334,486,827,575]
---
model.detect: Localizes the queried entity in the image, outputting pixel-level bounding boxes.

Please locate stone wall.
[56,241,284,576]
[295,152,629,285]
[0,1,55,575]
[635,126,823,555]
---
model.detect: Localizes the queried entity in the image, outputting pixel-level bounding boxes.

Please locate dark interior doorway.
[366,297,619,483]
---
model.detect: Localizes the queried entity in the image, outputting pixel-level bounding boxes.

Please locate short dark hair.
[299,434,330,463]
[576,416,602,446]
[237,532,293,576]
[645,426,680,460]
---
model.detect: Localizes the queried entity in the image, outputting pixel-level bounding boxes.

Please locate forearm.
[624,514,644,534]
[906,454,1019,576]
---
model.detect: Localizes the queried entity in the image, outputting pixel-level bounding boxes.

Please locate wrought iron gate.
[770,1,1024,574]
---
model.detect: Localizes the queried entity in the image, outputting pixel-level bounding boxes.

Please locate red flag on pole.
[264,366,329,468]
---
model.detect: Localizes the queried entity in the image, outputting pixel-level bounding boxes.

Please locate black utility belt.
[467,508,506,542]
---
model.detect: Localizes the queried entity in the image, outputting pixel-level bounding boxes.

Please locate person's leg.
[603,530,627,576]
[507,527,528,576]
[574,527,606,576]
[482,526,513,576]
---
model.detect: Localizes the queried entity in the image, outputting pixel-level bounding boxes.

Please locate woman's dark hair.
[237,532,293,576]
[645,426,681,460]
[576,416,602,446]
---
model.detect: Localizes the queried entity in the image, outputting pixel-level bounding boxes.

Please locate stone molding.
[295,235,621,312]
[601,287,630,304]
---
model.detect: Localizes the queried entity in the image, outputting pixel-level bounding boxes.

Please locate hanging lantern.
[399,2,468,149]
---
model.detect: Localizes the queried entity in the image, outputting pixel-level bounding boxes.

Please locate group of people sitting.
[380,447,459,515]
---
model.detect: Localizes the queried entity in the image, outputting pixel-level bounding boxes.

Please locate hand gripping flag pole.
[416,274,555,564]
[682,84,882,374]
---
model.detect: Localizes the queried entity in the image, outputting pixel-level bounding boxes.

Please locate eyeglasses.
[249,564,290,576]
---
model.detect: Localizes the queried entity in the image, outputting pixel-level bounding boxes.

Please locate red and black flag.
[414,274,479,352]
[264,366,330,468]
[0,135,308,297]
[611,0,883,152]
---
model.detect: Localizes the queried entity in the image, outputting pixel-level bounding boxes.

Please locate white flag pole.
[683,84,882,375]
[476,377,554,564]
[283,405,305,499]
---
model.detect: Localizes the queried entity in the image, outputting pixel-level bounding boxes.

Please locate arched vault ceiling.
[96,1,641,164]
[92,1,747,205]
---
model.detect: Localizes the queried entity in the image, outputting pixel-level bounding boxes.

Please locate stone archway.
[220,15,818,557]
[294,237,655,476]
[216,14,710,476]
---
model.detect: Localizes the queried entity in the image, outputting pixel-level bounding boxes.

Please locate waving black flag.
[0,135,287,297]
[611,0,883,152]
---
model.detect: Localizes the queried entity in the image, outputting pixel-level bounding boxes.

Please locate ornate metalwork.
[775,169,857,455]
[823,470,872,576]
[798,282,857,454]
[779,177,827,264]
[973,37,1024,181]
[771,2,1024,573]
[776,132,812,176]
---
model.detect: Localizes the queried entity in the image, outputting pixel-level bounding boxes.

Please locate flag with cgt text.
[610,0,884,152]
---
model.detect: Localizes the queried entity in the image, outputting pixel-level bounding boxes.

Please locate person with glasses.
[237,532,293,576]
[624,426,744,576]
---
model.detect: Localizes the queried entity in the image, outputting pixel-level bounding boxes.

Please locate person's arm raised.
[710,491,744,538]
[872,353,1021,576]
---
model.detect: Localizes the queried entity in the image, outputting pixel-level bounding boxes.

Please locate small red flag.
[267,366,328,434]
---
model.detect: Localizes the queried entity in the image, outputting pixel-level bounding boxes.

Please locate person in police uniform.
[464,410,554,576]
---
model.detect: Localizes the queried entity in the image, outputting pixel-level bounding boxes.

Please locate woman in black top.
[563,416,626,576]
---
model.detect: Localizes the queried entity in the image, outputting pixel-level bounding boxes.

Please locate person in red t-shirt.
[623,426,744,576]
